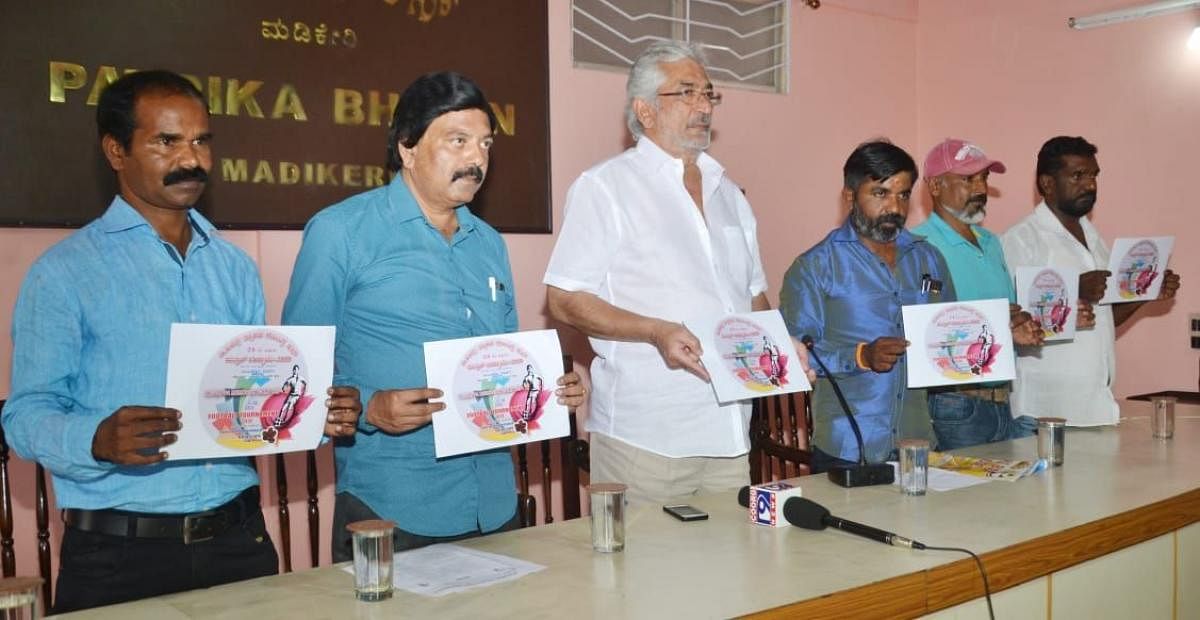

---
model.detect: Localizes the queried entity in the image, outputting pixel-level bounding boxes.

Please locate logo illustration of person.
[966,324,995,375]
[515,364,543,434]
[1048,297,1071,333]
[1134,259,1159,295]
[761,336,782,386]
[263,364,307,444]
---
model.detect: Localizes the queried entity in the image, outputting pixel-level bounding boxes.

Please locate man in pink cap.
[913,138,1046,449]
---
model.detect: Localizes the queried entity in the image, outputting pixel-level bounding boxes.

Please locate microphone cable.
[921,544,994,620]
[746,489,996,618]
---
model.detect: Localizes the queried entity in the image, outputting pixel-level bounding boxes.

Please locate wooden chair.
[265,450,321,572]
[748,390,813,484]
[514,355,591,527]
[0,399,54,611]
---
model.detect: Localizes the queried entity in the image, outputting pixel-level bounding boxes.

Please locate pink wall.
[914,0,1200,398]
[0,0,1192,583]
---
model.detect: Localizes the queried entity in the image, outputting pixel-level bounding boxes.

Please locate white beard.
[942,202,986,225]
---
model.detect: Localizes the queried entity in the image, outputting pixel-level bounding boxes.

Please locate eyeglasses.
[656,87,723,106]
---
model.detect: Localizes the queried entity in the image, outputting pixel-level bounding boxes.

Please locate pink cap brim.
[948,159,1007,176]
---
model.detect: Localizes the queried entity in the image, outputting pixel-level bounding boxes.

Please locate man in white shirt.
[543,40,769,506]
[1001,136,1180,426]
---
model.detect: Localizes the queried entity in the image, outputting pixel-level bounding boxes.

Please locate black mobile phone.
[663,504,709,522]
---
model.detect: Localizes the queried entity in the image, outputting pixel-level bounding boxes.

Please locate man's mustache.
[966,194,988,207]
[876,213,906,228]
[451,165,484,183]
[163,167,209,186]
[1076,191,1097,204]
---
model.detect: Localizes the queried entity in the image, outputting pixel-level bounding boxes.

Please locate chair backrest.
[749,390,813,484]
[0,402,15,580]
[0,400,53,611]
[514,355,591,527]
[260,450,321,573]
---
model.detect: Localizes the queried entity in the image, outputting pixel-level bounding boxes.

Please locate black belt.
[64,487,259,545]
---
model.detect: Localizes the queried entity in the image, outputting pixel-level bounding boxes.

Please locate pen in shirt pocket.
[920,273,943,295]
[488,276,505,302]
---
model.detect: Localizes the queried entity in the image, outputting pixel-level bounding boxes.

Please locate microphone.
[800,335,894,488]
[782,496,925,550]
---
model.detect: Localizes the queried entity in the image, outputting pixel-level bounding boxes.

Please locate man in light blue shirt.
[781,141,954,471]
[913,138,1045,449]
[5,71,360,612]
[282,72,585,561]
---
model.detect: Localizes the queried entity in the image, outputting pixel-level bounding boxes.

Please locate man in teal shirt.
[282,72,585,561]
[913,138,1045,449]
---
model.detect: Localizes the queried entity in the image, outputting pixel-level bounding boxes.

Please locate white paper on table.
[689,310,812,404]
[425,329,569,458]
[341,544,546,597]
[1099,236,1174,304]
[164,324,335,460]
[927,468,995,491]
[901,299,1015,388]
[1014,266,1080,342]
[889,461,995,492]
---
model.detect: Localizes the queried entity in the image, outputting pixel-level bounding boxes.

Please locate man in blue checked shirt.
[780,141,954,472]
[282,72,586,562]
[4,70,361,613]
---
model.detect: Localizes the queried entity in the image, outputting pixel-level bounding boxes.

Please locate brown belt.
[929,384,1010,404]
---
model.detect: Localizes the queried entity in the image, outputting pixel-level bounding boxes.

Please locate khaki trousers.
[589,433,749,508]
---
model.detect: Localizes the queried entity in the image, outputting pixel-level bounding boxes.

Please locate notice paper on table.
[341,544,545,597]
[1099,236,1174,304]
[689,310,812,404]
[164,324,335,460]
[1014,266,1080,342]
[901,298,1015,388]
[424,329,570,458]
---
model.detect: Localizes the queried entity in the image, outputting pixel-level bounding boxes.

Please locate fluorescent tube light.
[1068,0,1200,30]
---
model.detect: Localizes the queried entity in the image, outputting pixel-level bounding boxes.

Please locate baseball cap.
[924,138,1007,178]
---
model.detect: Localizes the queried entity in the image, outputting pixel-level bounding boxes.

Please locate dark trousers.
[331,491,520,563]
[53,490,279,614]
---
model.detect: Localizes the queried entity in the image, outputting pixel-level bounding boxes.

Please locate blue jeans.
[928,392,1037,451]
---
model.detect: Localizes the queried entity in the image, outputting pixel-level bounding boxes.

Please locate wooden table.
[61,401,1200,619]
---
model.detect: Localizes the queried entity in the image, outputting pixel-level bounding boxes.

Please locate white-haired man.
[544,41,769,505]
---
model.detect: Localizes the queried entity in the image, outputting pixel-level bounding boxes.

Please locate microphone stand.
[802,337,894,487]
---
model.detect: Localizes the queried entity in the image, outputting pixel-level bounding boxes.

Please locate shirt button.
[205,462,213,470]
[466,308,472,319]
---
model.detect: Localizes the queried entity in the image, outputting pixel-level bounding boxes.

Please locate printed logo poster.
[1100,236,1174,304]
[165,324,335,460]
[901,299,1015,388]
[691,310,811,404]
[1014,266,1079,342]
[425,330,569,458]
